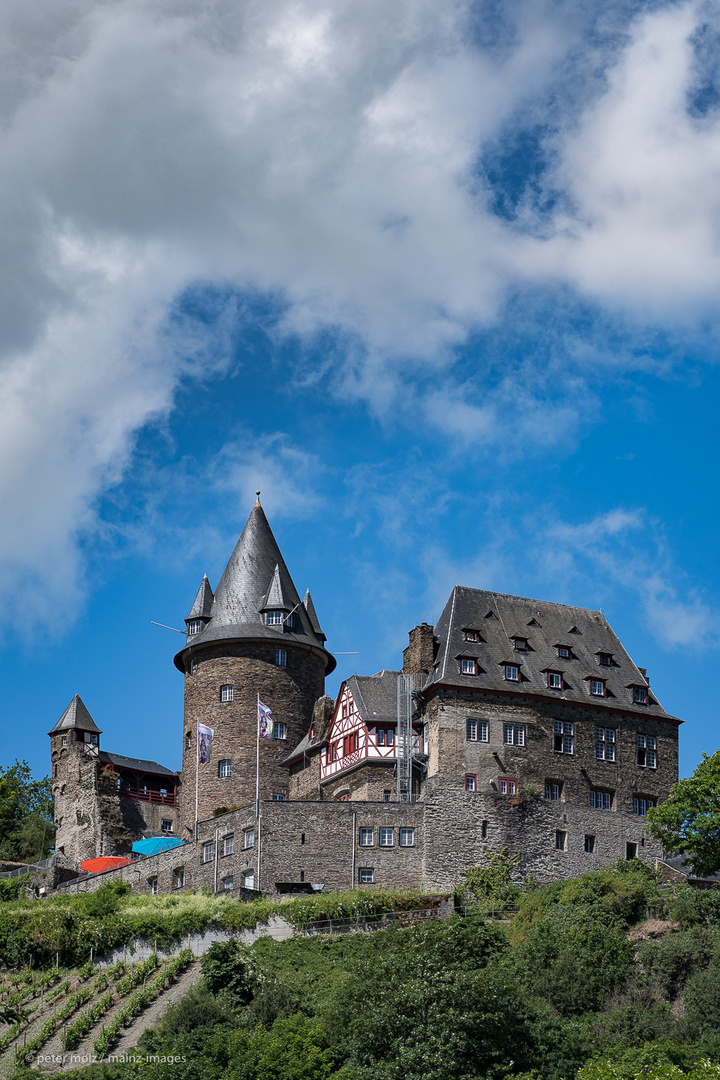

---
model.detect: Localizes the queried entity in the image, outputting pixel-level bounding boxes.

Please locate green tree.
[0,760,54,862]
[646,751,720,876]
[461,847,523,910]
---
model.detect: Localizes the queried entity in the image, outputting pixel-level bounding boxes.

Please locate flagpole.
[255,694,261,819]
[194,721,199,841]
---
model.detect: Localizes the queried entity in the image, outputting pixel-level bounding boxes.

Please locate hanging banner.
[197,723,214,763]
[258,700,273,738]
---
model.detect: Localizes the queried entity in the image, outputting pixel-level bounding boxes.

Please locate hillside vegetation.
[6,862,720,1080]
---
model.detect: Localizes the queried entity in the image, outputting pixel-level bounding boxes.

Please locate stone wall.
[179,642,326,827]
[426,688,678,819]
[403,624,436,676]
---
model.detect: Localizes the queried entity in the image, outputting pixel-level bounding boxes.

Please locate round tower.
[174,498,335,829]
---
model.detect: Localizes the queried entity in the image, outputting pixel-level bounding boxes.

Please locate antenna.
[332,652,360,655]
[150,621,186,634]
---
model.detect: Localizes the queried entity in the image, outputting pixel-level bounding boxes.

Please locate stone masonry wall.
[403,624,436,676]
[425,689,678,818]
[179,642,326,827]
[422,774,663,890]
[58,799,425,897]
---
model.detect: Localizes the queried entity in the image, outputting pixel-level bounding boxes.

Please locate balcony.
[119,786,177,806]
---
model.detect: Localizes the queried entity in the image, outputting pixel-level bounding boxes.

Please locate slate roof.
[661,855,720,884]
[48,695,102,736]
[428,587,678,722]
[98,751,177,778]
[186,575,214,621]
[348,670,401,726]
[282,671,401,765]
[174,501,335,675]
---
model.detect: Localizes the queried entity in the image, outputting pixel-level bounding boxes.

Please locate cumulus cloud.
[1,0,720,624]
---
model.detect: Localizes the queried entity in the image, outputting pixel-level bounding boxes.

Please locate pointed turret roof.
[48,694,102,737]
[260,563,294,613]
[186,574,214,621]
[174,500,335,674]
[303,589,325,642]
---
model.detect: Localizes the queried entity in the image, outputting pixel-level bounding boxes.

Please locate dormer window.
[266,611,283,625]
[546,671,563,690]
[463,629,480,642]
[461,659,478,676]
[597,653,613,667]
[513,637,528,651]
[556,645,571,659]
[504,664,520,682]
[590,679,606,697]
[633,687,648,704]
[187,620,203,635]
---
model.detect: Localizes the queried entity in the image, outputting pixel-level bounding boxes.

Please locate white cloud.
[2,0,720,626]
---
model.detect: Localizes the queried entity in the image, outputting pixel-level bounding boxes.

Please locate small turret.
[185,574,214,639]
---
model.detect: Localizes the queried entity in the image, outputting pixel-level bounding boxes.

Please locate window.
[337,794,349,801]
[547,671,563,690]
[626,842,637,860]
[343,732,359,756]
[590,679,606,697]
[499,777,518,795]
[633,796,656,817]
[187,620,202,635]
[461,659,477,675]
[584,835,595,854]
[243,870,255,890]
[464,629,480,642]
[244,827,255,848]
[503,723,525,746]
[555,831,567,851]
[148,877,158,895]
[633,687,648,704]
[266,611,283,625]
[383,790,392,802]
[481,820,488,839]
[222,876,234,891]
[465,774,477,792]
[379,828,394,847]
[513,637,529,651]
[590,790,612,810]
[554,721,574,754]
[545,782,561,801]
[358,867,374,884]
[504,664,520,682]
[61,735,67,747]
[218,759,232,777]
[220,685,233,702]
[399,828,415,847]
[275,650,287,667]
[173,867,185,889]
[272,793,286,801]
[637,735,657,768]
[595,728,616,761]
[161,819,173,833]
[466,719,488,742]
[359,828,373,846]
[222,833,234,856]
[598,653,613,667]
[377,729,394,746]
[273,723,287,740]
[557,645,571,659]
[84,732,98,745]
[203,841,215,863]
[285,612,298,630]
[186,731,192,750]
[342,704,348,719]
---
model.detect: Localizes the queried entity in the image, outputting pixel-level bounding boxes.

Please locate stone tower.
[174,499,335,829]
[49,695,103,865]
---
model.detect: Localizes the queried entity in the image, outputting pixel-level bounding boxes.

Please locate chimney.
[403,623,436,676]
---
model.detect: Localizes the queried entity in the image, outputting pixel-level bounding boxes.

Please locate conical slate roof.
[186,574,214,621]
[303,590,325,642]
[174,501,334,674]
[48,694,102,736]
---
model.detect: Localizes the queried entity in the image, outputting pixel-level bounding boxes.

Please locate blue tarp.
[131,837,184,856]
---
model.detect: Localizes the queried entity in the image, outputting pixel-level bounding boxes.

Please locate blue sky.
[1,0,720,783]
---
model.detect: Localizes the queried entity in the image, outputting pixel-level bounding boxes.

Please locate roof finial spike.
[255,490,261,505]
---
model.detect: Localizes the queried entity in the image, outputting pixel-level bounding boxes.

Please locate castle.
[49,498,680,895]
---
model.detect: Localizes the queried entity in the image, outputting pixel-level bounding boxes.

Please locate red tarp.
[80,857,130,873]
